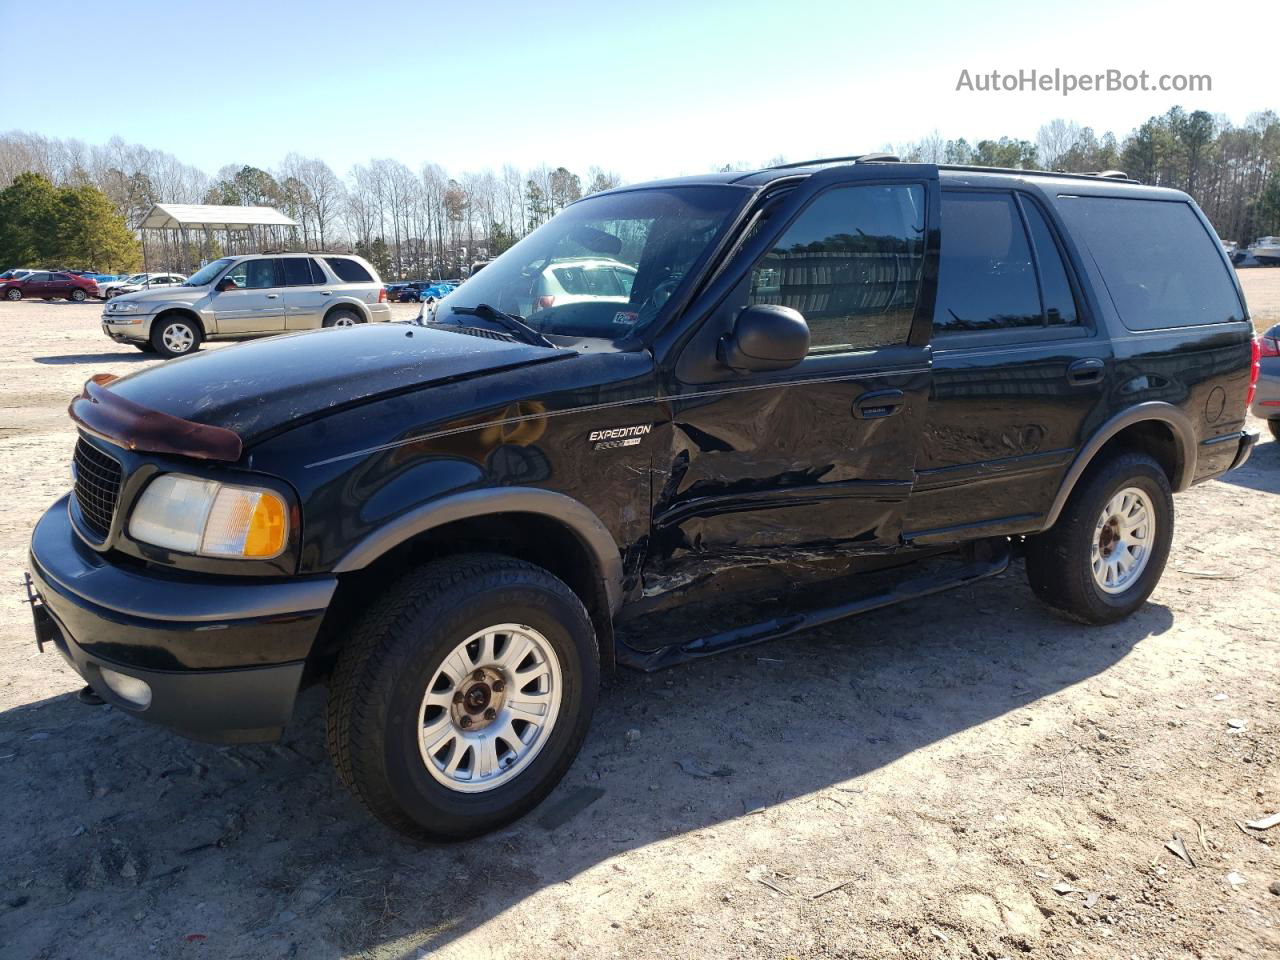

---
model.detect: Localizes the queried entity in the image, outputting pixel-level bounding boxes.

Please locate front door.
[23,272,53,298]
[625,163,941,647]
[211,259,286,334]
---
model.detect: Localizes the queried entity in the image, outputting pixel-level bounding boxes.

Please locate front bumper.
[101,314,152,343]
[27,495,337,743]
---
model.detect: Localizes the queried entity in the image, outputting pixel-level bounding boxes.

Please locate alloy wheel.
[417,623,563,793]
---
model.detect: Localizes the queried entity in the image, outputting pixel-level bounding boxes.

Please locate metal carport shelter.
[137,204,300,274]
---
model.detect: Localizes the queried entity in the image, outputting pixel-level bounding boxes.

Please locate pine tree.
[0,172,58,267]
[52,184,140,270]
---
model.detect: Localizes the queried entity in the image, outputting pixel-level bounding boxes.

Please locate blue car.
[398,280,455,303]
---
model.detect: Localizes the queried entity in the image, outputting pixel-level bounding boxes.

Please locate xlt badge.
[589,424,652,450]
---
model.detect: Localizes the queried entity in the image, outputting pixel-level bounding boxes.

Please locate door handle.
[1067,358,1105,386]
[266,293,279,299]
[853,389,905,420]
[321,291,332,296]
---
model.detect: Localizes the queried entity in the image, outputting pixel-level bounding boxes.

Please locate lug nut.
[473,669,486,681]
[484,707,496,720]
[459,716,472,728]
[492,680,505,693]
[452,691,464,704]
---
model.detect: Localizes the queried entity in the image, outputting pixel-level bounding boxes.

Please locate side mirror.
[214,278,235,292]
[717,304,809,372]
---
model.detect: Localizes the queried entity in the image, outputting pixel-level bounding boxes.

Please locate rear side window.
[1021,200,1078,326]
[747,183,926,354]
[325,257,374,283]
[281,257,322,286]
[1056,196,1244,330]
[933,193,1042,332]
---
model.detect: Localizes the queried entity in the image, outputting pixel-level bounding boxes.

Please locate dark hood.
[106,325,571,442]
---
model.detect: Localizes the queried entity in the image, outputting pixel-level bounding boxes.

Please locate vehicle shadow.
[1216,432,1278,495]
[0,566,1172,959]
[34,352,155,365]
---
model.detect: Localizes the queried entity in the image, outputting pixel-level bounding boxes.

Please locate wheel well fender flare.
[1039,401,1197,532]
[331,487,624,614]
[324,301,368,323]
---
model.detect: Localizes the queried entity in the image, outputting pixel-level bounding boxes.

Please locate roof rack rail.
[768,153,900,170]
[935,164,1137,183]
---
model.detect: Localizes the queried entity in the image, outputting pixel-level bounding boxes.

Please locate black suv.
[26,158,1259,841]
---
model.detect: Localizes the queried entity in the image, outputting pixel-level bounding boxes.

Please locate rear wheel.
[69,288,87,302]
[150,315,202,358]
[1025,452,1173,624]
[322,308,363,328]
[326,554,598,841]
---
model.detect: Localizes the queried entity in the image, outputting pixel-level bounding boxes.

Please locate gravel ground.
[0,275,1278,960]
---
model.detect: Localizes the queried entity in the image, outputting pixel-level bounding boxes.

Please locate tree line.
[1,105,1277,278]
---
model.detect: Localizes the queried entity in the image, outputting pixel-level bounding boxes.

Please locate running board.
[614,539,1011,672]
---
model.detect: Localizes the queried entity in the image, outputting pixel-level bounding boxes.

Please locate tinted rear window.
[281,257,321,286]
[324,257,374,283]
[1056,197,1243,330]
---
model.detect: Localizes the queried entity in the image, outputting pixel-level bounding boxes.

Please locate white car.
[104,273,186,299]
[531,258,637,310]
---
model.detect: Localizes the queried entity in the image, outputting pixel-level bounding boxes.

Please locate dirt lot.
[1,274,1278,960]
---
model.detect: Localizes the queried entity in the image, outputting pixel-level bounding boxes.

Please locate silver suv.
[101,252,390,358]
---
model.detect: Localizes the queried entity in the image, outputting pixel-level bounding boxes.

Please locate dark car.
[3,270,99,302]
[26,157,1258,842]
[1251,323,1280,438]
[398,280,455,303]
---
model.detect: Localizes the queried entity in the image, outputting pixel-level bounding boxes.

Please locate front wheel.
[1269,420,1280,441]
[150,315,202,358]
[4,288,20,301]
[326,554,599,841]
[1025,452,1173,624]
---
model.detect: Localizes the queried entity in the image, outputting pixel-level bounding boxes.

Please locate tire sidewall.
[377,578,597,837]
[1071,459,1173,619]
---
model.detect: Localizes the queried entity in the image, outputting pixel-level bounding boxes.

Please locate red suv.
[2,271,99,302]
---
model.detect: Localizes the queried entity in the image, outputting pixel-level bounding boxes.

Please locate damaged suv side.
[27,157,1258,840]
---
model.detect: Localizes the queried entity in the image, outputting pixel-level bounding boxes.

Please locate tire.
[6,288,22,301]
[69,288,87,302]
[150,314,202,358]
[322,308,363,328]
[1025,451,1173,625]
[326,553,599,842]
[1269,420,1280,441]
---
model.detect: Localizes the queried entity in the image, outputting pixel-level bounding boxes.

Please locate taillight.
[535,295,555,310]
[1259,336,1280,358]
[1246,336,1261,408]
[378,287,387,303]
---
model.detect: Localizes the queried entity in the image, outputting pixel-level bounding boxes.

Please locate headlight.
[110,302,143,314]
[128,474,289,559]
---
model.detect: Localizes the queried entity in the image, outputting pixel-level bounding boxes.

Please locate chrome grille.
[73,438,122,539]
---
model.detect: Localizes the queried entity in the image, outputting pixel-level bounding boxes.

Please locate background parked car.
[530,257,637,312]
[1251,323,1280,439]
[0,268,36,282]
[1,271,98,302]
[104,273,186,298]
[397,280,455,303]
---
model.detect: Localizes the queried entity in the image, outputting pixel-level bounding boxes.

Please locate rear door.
[281,257,331,329]
[211,259,286,334]
[902,187,1109,542]
[632,163,940,638]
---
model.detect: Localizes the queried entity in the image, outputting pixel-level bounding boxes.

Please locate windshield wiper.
[449,304,555,348]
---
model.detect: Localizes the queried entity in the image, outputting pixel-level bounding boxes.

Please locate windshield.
[183,258,235,287]
[435,186,745,343]
[124,273,148,284]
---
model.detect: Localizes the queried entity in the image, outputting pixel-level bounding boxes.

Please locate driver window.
[747,184,925,354]
[225,259,280,290]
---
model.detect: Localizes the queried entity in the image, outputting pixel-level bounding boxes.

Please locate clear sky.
[2,0,1274,181]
